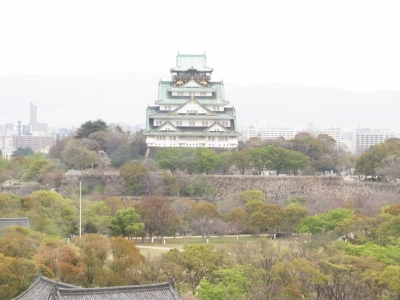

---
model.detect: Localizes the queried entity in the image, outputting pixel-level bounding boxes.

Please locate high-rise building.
[29,103,37,125]
[144,53,240,148]
[352,128,393,155]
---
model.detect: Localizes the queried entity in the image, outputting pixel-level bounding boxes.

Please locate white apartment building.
[238,126,296,142]
[352,128,393,155]
[260,127,296,140]
[238,127,259,141]
[313,128,342,150]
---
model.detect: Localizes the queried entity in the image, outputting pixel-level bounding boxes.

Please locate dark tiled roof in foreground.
[0,217,30,231]
[14,274,181,300]
[49,281,181,300]
[13,274,76,300]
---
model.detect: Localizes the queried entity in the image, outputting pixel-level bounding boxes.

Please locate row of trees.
[154,145,309,176]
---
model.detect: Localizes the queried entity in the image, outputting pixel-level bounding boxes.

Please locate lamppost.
[79,181,82,237]
[206,219,214,244]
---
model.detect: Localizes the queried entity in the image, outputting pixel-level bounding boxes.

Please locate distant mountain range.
[1,73,399,131]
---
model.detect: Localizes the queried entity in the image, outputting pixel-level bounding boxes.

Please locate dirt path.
[136,245,183,252]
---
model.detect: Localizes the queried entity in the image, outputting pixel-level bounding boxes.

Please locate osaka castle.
[144,53,240,148]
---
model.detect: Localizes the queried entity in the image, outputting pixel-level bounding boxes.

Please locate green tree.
[119,163,149,195]
[380,265,400,299]
[180,148,198,174]
[298,208,355,234]
[75,119,108,139]
[155,148,182,174]
[285,150,309,175]
[282,203,308,233]
[20,158,52,182]
[61,140,99,169]
[165,244,224,295]
[109,208,145,238]
[249,147,270,175]
[217,152,234,174]
[250,203,283,233]
[238,190,266,203]
[232,150,251,175]
[264,145,289,175]
[196,148,219,174]
[11,147,34,157]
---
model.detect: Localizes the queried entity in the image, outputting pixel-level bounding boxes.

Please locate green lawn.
[134,235,268,253]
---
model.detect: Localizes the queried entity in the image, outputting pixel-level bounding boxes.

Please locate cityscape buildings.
[0,103,56,158]
[352,128,394,155]
[144,53,240,148]
[238,125,296,141]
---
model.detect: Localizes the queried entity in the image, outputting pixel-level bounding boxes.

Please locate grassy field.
[135,235,273,257]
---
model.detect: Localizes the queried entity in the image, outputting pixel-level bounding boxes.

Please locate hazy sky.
[1,0,399,92]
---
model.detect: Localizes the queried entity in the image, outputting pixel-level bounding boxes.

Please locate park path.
[136,245,184,252]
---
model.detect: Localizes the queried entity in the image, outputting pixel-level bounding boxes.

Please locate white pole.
[79,181,82,237]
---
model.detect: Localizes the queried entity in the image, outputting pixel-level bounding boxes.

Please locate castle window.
[202,122,208,126]
[189,121,195,126]
[176,121,182,126]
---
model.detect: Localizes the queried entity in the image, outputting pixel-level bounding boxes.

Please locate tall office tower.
[29,103,37,125]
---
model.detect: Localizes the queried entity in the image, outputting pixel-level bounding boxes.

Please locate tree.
[355,138,400,176]
[137,194,177,243]
[119,163,149,195]
[196,148,219,174]
[164,244,224,295]
[61,140,99,169]
[109,208,145,238]
[155,148,182,174]
[108,237,144,284]
[380,265,400,299]
[88,131,108,150]
[20,158,51,182]
[249,147,270,175]
[264,145,289,175]
[180,148,198,174]
[72,234,110,285]
[285,150,309,175]
[282,203,308,233]
[217,152,234,174]
[238,190,266,203]
[11,147,34,157]
[75,119,108,139]
[250,203,283,233]
[232,150,251,175]
[298,208,355,234]
[131,130,147,158]
[48,136,73,159]
[224,207,247,233]
[376,155,400,180]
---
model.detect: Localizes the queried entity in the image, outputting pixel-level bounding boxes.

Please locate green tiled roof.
[171,54,213,72]
[158,81,226,104]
